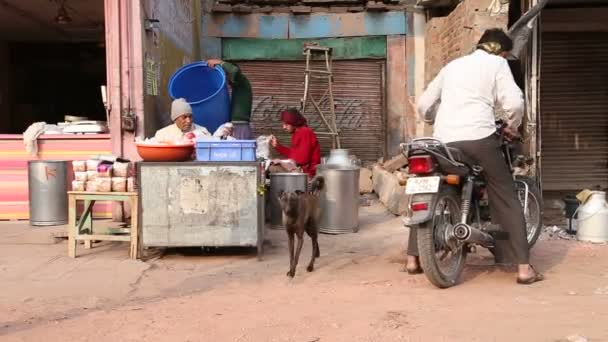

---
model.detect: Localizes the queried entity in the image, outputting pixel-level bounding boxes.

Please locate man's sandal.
[516,266,544,285]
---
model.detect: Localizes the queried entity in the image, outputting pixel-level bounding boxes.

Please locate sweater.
[275,126,321,177]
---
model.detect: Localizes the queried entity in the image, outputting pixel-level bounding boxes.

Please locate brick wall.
[425,0,508,84]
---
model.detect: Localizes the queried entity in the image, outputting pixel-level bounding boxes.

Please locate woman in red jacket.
[270,108,321,177]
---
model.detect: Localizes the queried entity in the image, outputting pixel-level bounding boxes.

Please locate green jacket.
[221,62,252,122]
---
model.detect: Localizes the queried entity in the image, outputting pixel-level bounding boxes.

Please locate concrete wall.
[142,0,202,138]
[0,42,10,131]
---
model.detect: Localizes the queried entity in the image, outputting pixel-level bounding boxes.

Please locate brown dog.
[278,176,324,278]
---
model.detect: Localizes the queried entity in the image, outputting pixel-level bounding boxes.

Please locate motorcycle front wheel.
[417,187,467,289]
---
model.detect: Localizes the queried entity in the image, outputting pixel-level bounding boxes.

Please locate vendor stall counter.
[137,162,265,259]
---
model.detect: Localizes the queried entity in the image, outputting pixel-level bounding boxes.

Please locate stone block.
[359,167,373,194]
[382,153,408,173]
[372,165,409,215]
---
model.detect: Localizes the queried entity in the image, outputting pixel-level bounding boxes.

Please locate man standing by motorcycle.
[408,28,543,285]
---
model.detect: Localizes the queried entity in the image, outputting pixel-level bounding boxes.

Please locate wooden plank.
[75,234,131,242]
[82,200,94,249]
[68,195,76,258]
[130,195,139,260]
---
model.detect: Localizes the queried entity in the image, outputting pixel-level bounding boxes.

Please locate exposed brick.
[367,1,388,11]
[302,0,361,3]
[273,6,292,12]
[252,5,273,13]
[291,5,312,13]
[311,6,328,12]
[347,5,365,11]
[330,6,349,12]
[232,4,253,13]
[212,3,232,12]
[386,4,409,10]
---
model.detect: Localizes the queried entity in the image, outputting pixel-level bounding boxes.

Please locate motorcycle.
[400,120,543,288]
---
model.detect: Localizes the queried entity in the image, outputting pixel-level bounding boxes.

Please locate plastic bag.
[113,162,129,178]
[256,135,271,160]
[86,159,100,171]
[72,180,85,191]
[96,163,113,178]
[95,178,112,192]
[85,181,97,192]
[72,160,86,172]
[74,171,88,182]
[86,170,97,181]
[111,177,127,192]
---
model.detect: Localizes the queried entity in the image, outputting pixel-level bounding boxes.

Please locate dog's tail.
[309,175,325,193]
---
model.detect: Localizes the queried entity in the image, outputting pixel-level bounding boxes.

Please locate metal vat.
[269,173,308,228]
[28,160,71,226]
[576,191,608,243]
[318,164,360,234]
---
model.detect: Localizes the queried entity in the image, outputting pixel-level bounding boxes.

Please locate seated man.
[270,108,321,177]
[154,98,211,142]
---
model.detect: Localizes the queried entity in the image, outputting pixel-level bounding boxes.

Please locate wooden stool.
[67,191,140,259]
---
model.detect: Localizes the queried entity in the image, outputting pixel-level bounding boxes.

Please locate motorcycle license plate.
[406,176,441,195]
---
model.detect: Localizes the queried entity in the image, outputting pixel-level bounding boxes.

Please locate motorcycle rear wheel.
[514,176,543,248]
[417,187,467,289]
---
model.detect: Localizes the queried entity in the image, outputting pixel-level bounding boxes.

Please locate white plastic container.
[576,191,608,243]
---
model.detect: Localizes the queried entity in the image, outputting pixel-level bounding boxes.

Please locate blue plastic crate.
[195,139,257,162]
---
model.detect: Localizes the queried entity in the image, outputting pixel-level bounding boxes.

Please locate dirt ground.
[1,202,608,342]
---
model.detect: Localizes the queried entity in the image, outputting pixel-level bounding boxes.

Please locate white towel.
[23,122,46,156]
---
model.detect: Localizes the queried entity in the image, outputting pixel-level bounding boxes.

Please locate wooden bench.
[67,191,140,259]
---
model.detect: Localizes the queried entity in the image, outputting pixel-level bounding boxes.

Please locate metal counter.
[137,161,265,259]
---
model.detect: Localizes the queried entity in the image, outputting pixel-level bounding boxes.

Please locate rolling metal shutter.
[540,32,608,190]
[237,60,386,162]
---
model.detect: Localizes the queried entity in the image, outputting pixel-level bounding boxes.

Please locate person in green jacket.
[207,59,253,140]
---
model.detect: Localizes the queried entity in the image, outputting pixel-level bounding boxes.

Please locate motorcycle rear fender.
[402,193,439,226]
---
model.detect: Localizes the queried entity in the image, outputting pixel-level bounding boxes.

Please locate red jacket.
[275,126,321,177]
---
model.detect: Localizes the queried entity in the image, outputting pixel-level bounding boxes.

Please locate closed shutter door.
[238,60,385,162]
[540,32,608,190]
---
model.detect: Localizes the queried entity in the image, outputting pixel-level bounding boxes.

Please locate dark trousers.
[407,134,530,264]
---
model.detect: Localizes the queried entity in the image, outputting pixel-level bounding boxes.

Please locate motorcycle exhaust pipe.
[452,223,494,248]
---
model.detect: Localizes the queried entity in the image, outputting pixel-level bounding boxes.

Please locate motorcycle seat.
[446,147,477,167]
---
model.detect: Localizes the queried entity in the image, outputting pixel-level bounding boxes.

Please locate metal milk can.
[576,191,608,243]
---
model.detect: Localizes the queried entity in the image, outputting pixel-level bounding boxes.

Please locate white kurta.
[417,50,524,143]
[154,123,211,142]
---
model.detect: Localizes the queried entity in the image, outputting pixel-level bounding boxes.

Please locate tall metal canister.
[28,160,71,226]
[318,164,360,234]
